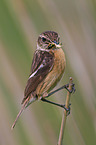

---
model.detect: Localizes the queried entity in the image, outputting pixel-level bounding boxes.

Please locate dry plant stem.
[57,77,73,145]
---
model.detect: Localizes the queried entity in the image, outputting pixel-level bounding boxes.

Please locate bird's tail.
[11,96,37,130]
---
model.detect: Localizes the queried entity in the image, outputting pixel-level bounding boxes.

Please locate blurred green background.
[0,0,96,145]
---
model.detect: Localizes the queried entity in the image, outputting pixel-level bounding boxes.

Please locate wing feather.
[22,50,54,104]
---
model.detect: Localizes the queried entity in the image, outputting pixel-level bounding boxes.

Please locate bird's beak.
[48,43,61,49]
[52,43,61,48]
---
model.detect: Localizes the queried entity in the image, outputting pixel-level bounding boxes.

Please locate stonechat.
[11,31,66,129]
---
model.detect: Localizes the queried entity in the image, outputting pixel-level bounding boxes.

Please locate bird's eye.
[42,37,46,42]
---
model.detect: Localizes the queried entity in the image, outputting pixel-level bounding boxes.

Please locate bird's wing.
[22,50,54,104]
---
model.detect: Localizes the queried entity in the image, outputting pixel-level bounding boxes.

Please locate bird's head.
[37,31,62,51]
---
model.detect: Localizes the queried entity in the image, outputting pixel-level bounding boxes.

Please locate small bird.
[11,31,66,129]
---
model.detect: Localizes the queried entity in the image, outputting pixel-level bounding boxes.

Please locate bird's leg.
[45,83,75,99]
[41,98,71,115]
[41,83,75,115]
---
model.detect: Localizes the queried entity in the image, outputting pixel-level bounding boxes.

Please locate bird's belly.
[36,48,66,97]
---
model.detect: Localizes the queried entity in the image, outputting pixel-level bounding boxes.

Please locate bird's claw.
[63,103,71,116]
[65,83,76,93]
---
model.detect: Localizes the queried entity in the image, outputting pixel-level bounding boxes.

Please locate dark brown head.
[37,31,61,50]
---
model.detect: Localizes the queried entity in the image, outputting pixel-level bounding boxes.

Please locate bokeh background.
[0,0,96,145]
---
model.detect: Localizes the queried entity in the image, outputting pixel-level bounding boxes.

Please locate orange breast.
[36,48,66,97]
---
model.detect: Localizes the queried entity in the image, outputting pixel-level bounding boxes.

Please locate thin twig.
[57,77,73,145]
